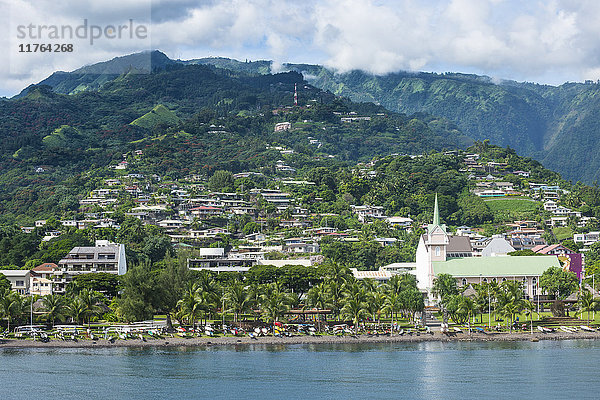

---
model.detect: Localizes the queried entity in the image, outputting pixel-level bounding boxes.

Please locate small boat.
[537,326,546,333]
[559,326,572,333]
[261,327,269,335]
[453,327,462,333]
[580,325,595,332]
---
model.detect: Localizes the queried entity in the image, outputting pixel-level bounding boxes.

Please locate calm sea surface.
[1,340,599,399]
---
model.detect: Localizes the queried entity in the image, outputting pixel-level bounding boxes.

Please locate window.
[482,278,488,283]
[16,280,24,287]
[502,278,507,282]
[435,246,440,256]
[462,278,467,286]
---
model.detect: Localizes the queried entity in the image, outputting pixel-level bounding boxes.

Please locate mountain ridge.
[15,50,600,182]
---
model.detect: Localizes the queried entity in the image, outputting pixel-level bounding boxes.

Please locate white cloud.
[3,0,600,97]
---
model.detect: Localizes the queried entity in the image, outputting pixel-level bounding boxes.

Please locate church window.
[435,246,440,256]
[462,278,467,286]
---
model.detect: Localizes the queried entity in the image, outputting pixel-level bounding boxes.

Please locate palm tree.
[177,283,206,328]
[259,283,290,331]
[473,283,490,325]
[498,281,524,332]
[341,296,368,334]
[42,294,68,327]
[307,282,329,310]
[326,279,345,321]
[432,273,459,323]
[384,291,402,335]
[454,296,477,335]
[388,274,418,296]
[225,281,253,322]
[194,272,221,320]
[578,289,597,324]
[522,299,535,334]
[68,298,88,325]
[402,287,426,324]
[366,290,386,327]
[77,289,104,327]
[0,291,24,332]
[307,282,330,331]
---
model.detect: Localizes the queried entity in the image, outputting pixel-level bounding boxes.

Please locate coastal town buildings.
[414,196,561,302]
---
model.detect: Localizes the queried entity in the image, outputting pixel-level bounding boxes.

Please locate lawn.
[553,226,574,241]
[483,197,539,220]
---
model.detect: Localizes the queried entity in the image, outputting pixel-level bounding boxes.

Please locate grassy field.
[553,226,574,241]
[484,197,539,220]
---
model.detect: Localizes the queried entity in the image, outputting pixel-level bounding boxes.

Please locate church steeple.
[428,193,446,234]
[433,193,440,226]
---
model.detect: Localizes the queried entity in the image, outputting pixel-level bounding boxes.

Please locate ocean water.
[1,340,598,399]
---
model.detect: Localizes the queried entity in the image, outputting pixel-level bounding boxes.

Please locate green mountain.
[0,61,468,224]
[172,56,600,183]
[130,104,180,130]
[280,66,600,183]
[17,50,176,97]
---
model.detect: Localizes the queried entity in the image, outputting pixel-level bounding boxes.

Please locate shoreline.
[2,330,600,349]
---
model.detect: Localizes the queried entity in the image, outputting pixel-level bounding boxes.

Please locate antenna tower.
[294,83,298,106]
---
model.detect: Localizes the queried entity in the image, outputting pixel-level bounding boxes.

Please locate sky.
[2,0,600,97]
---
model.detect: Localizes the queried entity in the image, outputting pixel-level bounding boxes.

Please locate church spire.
[433,193,440,226]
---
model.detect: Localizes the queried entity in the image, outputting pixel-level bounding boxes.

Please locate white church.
[414,195,560,303]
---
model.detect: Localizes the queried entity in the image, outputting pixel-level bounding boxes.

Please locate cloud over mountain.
[3,0,600,97]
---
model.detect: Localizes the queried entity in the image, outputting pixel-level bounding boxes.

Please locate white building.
[415,195,559,302]
[55,240,127,294]
[0,270,30,294]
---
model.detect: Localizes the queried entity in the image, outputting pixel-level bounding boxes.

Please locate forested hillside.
[0,61,468,224]
[281,65,600,184]
[21,51,600,182]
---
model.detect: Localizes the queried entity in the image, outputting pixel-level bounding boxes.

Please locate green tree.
[0,273,10,292]
[402,287,426,323]
[77,289,104,326]
[177,282,207,328]
[383,291,402,334]
[225,281,254,322]
[0,291,24,331]
[366,289,386,326]
[68,273,120,297]
[209,170,234,192]
[117,262,160,322]
[154,258,190,331]
[259,283,290,328]
[41,294,68,327]
[578,289,597,324]
[341,296,368,334]
[497,281,525,332]
[432,273,459,304]
[67,298,87,325]
[540,266,578,299]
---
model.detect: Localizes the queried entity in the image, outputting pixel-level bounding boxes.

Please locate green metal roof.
[433,255,560,277]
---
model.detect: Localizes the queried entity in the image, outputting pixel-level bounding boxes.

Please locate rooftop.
[433,255,560,277]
